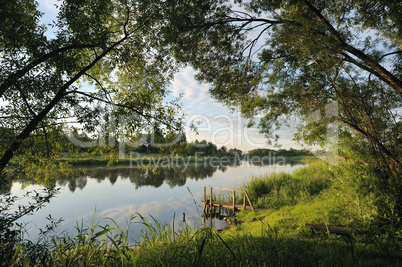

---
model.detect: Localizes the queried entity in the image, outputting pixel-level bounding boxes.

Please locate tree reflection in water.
[65,163,230,192]
[2,159,303,193]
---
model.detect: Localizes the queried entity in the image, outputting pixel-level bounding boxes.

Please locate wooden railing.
[202,185,254,212]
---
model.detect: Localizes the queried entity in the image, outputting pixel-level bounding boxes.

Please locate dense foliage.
[0,0,185,182]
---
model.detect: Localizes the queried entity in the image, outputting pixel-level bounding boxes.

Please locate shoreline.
[53,155,312,167]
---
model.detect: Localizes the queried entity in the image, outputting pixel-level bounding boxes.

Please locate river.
[3,160,304,243]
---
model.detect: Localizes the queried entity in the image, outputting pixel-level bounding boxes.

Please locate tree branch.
[338,118,401,167]
[0,23,146,172]
[83,72,113,104]
[301,0,402,94]
[379,51,402,61]
[15,83,37,117]
[67,90,180,132]
[0,44,99,98]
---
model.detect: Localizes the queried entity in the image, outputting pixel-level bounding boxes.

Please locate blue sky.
[32,0,300,151]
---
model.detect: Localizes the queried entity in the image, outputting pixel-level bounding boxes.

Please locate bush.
[0,188,61,266]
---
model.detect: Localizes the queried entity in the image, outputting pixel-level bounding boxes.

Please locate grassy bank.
[127,160,401,266]
[6,160,402,266]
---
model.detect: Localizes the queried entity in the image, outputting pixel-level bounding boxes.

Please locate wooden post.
[243,195,246,210]
[210,211,212,227]
[210,187,213,211]
[245,192,254,211]
[218,205,222,216]
[203,186,206,207]
[233,190,235,211]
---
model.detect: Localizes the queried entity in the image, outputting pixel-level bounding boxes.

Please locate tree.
[228,148,243,157]
[163,0,401,221]
[217,145,228,156]
[0,0,185,182]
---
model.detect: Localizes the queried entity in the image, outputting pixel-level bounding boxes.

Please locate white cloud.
[38,0,59,12]
[171,67,205,101]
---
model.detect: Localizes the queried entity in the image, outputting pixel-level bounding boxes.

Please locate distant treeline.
[64,131,243,157]
[134,137,244,157]
[63,131,313,158]
[247,148,313,157]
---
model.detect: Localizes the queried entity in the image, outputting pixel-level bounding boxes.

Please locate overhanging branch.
[0,44,100,98]
[301,0,402,94]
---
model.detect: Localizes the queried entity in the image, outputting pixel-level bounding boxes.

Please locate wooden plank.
[201,201,253,210]
[305,223,353,236]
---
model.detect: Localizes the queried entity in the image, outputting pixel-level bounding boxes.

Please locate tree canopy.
[162,0,401,220]
[0,0,185,183]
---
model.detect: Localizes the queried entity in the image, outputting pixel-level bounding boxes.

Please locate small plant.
[0,188,61,266]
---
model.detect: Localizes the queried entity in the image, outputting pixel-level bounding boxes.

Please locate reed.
[243,160,333,209]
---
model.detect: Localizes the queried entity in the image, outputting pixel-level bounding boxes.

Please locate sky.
[169,67,299,151]
[31,0,301,152]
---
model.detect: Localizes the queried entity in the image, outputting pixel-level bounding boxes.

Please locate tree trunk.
[0,89,66,172]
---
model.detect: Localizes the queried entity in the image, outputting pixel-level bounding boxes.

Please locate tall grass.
[50,212,136,266]
[243,161,333,209]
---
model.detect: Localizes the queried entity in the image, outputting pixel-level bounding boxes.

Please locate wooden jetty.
[201,185,254,215]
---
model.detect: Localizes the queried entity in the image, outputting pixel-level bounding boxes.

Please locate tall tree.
[162,0,401,221]
[0,0,184,182]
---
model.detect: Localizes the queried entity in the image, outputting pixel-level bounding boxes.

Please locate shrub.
[0,188,61,266]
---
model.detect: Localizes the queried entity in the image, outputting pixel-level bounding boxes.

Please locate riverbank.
[5,159,401,266]
[126,160,401,266]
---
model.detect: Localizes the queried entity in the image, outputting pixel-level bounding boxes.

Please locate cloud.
[171,67,228,118]
[38,0,59,12]
[79,194,197,227]
[171,67,207,101]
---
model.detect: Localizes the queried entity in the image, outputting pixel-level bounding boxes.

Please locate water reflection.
[61,163,232,192]
[2,159,303,194]
[61,159,304,192]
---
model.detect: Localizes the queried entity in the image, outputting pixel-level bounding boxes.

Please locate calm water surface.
[6,161,304,242]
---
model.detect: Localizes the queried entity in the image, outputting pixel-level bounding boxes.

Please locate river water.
[4,161,304,243]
